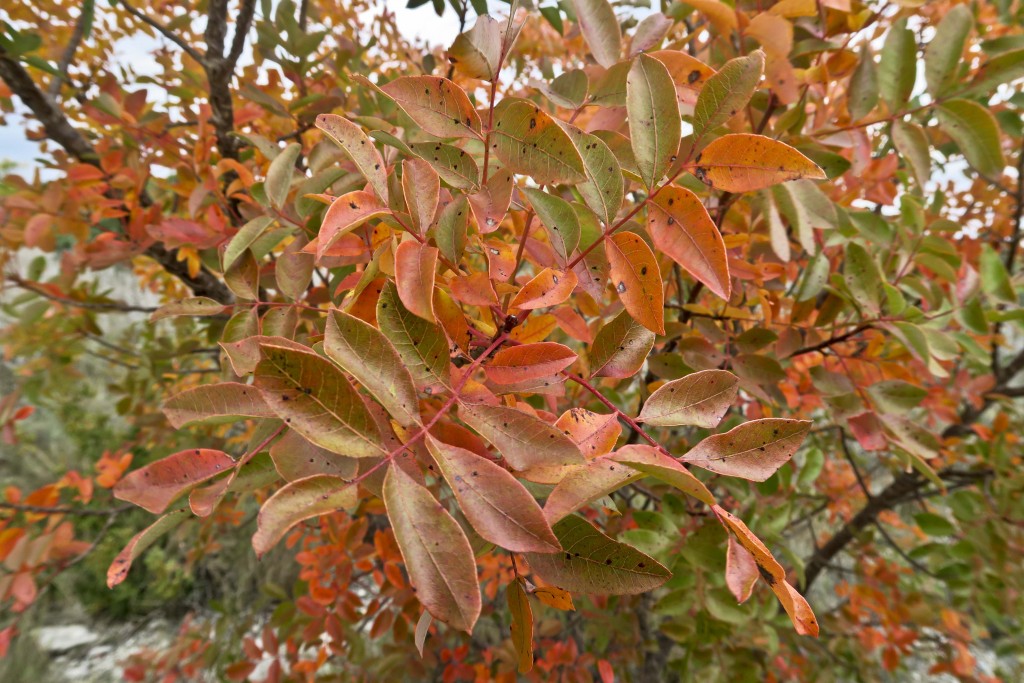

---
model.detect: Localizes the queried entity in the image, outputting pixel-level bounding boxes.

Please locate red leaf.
[484,342,578,385]
[114,449,235,514]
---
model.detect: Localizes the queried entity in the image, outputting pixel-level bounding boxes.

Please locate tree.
[2,0,1023,679]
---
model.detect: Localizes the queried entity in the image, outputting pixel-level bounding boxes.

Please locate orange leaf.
[510,268,578,310]
[649,186,731,300]
[694,134,825,192]
[317,191,390,260]
[485,342,578,385]
[605,231,665,335]
[395,240,439,322]
[114,449,235,514]
[450,271,499,307]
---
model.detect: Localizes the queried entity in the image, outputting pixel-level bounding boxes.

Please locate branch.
[119,1,204,64]
[204,0,256,160]
[0,47,233,304]
[7,275,157,313]
[789,323,874,358]
[47,5,91,98]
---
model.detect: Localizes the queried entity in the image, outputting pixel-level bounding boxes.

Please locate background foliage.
[2,0,1024,680]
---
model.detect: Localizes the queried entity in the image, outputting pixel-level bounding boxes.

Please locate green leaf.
[491,98,586,184]
[435,194,470,265]
[269,429,358,482]
[525,515,671,595]
[458,403,584,470]
[891,120,931,188]
[557,123,623,227]
[521,188,581,266]
[843,242,882,312]
[848,45,878,121]
[867,380,928,414]
[979,243,1016,303]
[571,0,622,68]
[315,114,389,201]
[384,465,481,632]
[324,310,422,428]
[692,50,764,143]
[376,280,451,390]
[924,5,972,97]
[590,308,655,378]
[150,297,227,322]
[638,369,739,428]
[627,53,681,191]
[252,475,358,557]
[254,344,383,457]
[448,15,502,81]
[682,418,811,482]
[915,512,957,537]
[879,18,917,110]
[936,99,1006,178]
[539,69,589,109]
[965,48,1024,97]
[410,142,480,190]
[224,217,275,271]
[162,382,276,428]
[266,142,301,209]
[425,435,560,553]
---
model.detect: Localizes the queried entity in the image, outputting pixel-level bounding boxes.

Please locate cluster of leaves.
[2,0,1024,680]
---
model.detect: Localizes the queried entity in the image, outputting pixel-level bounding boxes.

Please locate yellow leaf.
[694,134,825,192]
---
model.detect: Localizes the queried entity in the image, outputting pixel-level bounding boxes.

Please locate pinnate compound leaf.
[683,418,811,481]
[395,240,439,322]
[378,75,482,139]
[383,464,481,633]
[324,310,422,428]
[317,191,390,260]
[115,449,235,514]
[525,515,671,595]
[638,369,738,427]
[606,231,665,335]
[491,98,586,184]
[649,185,731,299]
[713,505,818,636]
[510,268,577,310]
[544,453,645,523]
[377,281,450,390]
[590,309,655,378]
[254,344,383,457]
[522,188,581,266]
[315,113,389,201]
[107,509,190,588]
[162,382,276,428]
[459,403,584,470]
[694,134,825,192]
[507,582,535,673]
[571,0,622,68]
[426,435,561,553]
[627,53,681,191]
[485,342,578,385]
[936,99,1006,178]
[610,444,715,506]
[692,51,764,142]
[924,5,972,97]
[252,475,357,557]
